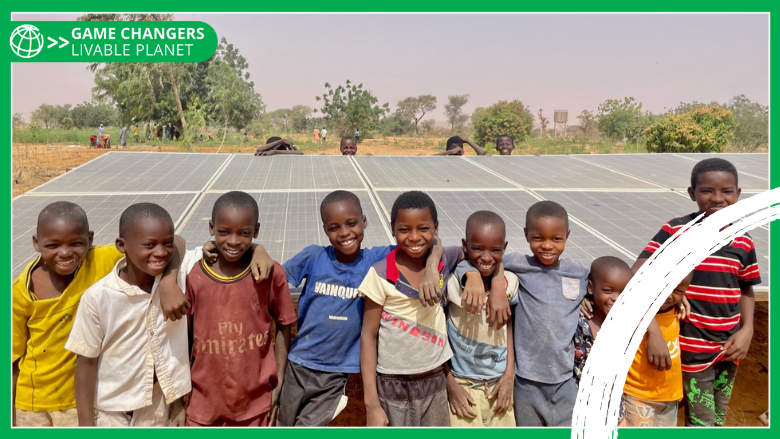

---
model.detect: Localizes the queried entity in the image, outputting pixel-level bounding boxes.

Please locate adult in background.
[255,136,304,156]
[313,127,320,144]
[133,125,139,143]
[119,126,128,148]
[98,124,110,148]
[435,136,486,156]
[321,127,328,143]
[355,128,361,144]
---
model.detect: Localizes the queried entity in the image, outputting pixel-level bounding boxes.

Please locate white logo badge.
[10,24,44,59]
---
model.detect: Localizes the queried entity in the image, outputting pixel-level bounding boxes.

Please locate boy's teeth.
[56,260,75,266]
[341,239,355,246]
[478,263,493,270]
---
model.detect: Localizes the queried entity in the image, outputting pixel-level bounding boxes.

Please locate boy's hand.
[486,265,510,328]
[675,295,691,321]
[419,267,442,307]
[646,331,672,371]
[202,241,218,264]
[462,272,486,315]
[250,244,274,283]
[722,326,753,362]
[167,398,186,427]
[269,386,282,426]
[159,277,190,322]
[489,374,514,415]
[447,381,477,419]
[580,298,594,319]
[365,404,390,426]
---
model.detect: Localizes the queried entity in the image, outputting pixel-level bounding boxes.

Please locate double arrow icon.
[46,36,69,49]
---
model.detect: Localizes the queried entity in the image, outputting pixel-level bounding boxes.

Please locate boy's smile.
[688,171,740,217]
[321,199,366,263]
[340,139,357,156]
[33,219,93,277]
[496,137,514,155]
[662,272,693,311]
[209,206,259,264]
[463,224,507,277]
[117,218,175,278]
[393,208,437,260]
[589,268,631,316]
[524,216,569,267]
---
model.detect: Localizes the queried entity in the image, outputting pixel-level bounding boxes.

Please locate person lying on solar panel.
[495,135,515,155]
[633,158,760,427]
[340,136,357,156]
[435,136,487,156]
[184,191,296,427]
[255,136,304,156]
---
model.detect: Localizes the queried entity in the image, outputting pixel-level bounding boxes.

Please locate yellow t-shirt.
[624,309,683,402]
[12,244,122,411]
[133,127,139,136]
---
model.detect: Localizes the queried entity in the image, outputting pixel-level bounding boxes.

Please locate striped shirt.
[639,213,761,373]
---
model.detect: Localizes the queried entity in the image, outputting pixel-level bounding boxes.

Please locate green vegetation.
[472,100,535,147]
[645,105,736,153]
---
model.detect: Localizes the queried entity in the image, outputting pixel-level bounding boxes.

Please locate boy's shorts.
[14,408,78,427]
[449,377,514,427]
[185,411,269,427]
[94,382,170,427]
[377,366,450,427]
[513,375,577,427]
[683,361,738,427]
[277,361,349,426]
[623,393,678,427]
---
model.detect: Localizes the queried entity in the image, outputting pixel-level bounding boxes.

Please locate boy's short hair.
[320,190,363,220]
[212,191,259,223]
[446,136,464,151]
[465,210,506,240]
[525,200,569,229]
[119,203,173,238]
[589,256,631,281]
[37,201,89,234]
[496,134,514,144]
[265,136,282,144]
[391,191,438,227]
[690,158,739,189]
[340,136,356,146]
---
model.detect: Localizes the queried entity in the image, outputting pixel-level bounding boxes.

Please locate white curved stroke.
[572,188,778,439]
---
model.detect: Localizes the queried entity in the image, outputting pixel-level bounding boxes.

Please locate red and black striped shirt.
[639,213,761,373]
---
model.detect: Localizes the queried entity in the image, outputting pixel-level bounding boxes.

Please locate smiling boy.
[495,135,515,155]
[634,158,760,427]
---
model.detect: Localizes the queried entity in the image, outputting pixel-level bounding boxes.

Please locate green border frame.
[3,3,775,438]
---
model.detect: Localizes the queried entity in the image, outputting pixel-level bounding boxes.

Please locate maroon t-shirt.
[185,260,296,424]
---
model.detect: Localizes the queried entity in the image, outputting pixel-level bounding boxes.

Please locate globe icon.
[10,24,44,59]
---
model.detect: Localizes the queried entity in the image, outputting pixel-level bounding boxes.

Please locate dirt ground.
[11,142,770,427]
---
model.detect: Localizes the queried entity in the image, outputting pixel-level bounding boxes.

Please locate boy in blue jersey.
[276,190,447,426]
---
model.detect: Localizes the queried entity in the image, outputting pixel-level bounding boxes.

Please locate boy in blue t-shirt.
[276,190,447,426]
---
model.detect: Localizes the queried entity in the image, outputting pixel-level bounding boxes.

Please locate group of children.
[12,157,760,428]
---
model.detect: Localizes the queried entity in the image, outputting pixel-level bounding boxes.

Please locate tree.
[315,80,389,136]
[537,109,549,140]
[182,94,207,151]
[267,109,293,134]
[597,97,652,143]
[645,105,736,153]
[31,104,57,129]
[727,94,768,151]
[206,60,264,151]
[70,101,118,128]
[396,95,437,134]
[60,117,75,130]
[472,100,534,147]
[444,94,470,131]
[577,110,596,139]
[378,110,416,136]
[12,112,24,127]
[289,105,313,132]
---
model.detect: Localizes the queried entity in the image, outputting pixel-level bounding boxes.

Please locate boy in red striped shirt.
[633,158,761,427]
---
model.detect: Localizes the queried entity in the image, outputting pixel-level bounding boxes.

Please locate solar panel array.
[13,151,770,288]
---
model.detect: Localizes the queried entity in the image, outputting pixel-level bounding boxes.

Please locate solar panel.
[12,193,198,278]
[374,190,631,267]
[539,190,769,286]
[576,154,768,191]
[210,155,365,191]
[466,156,660,189]
[675,153,769,181]
[30,152,229,193]
[176,190,392,264]
[354,156,513,189]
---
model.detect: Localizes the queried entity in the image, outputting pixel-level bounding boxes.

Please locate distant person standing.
[313,127,320,144]
[119,126,128,148]
[355,128,360,144]
[321,128,328,143]
[133,125,139,143]
[98,124,110,148]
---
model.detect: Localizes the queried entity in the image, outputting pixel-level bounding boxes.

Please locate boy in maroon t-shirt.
[185,191,296,426]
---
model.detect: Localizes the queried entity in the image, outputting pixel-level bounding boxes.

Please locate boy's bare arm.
[74,355,98,426]
[12,360,19,426]
[259,149,304,156]
[361,298,389,426]
[490,319,514,414]
[255,139,286,154]
[419,236,444,307]
[486,263,510,328]
[723,285,754,362]
[159,235,190,322]
[633,256,671,370]
[461,138,487,156]
[444,362,476,419]
[271,323,293,424]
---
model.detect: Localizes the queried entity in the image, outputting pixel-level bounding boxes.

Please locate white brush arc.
[572,188,778,439]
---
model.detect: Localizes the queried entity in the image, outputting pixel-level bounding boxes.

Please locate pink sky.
[12,13,769,126]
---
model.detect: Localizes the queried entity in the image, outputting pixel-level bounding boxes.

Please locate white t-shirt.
[321,129,328,138]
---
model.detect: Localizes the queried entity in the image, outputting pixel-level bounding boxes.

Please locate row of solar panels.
[13,152,769,287]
